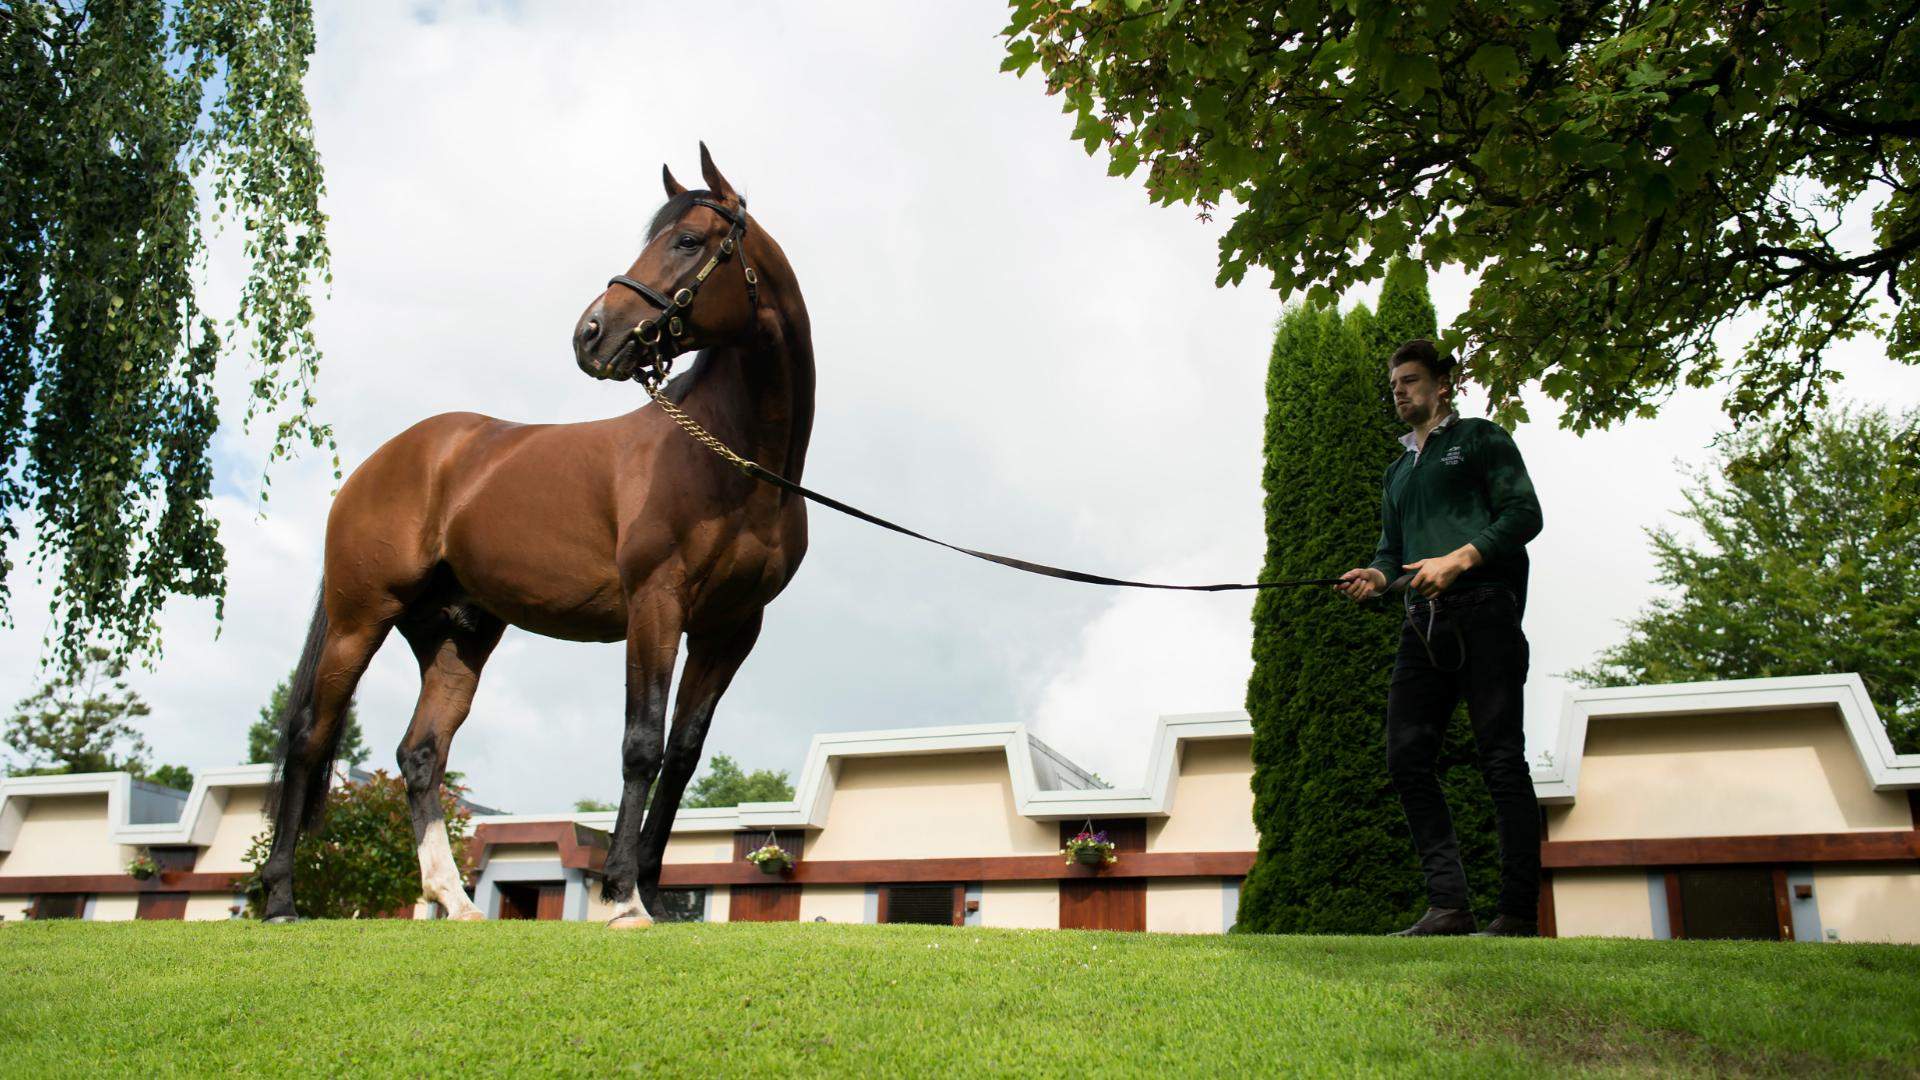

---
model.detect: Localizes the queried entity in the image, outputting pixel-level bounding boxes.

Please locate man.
[1337,339,1544,937]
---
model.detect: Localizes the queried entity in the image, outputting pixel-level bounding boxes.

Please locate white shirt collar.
[1398,410,1457,457]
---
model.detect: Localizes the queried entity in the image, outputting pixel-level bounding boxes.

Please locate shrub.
[238,771,471,919]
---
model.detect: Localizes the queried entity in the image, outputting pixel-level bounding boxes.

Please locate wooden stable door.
[135,892,189,920]
[1058,819,1148,932]
[1059,879,1145,931]
[498,882,566,920]
[729,884,801,922]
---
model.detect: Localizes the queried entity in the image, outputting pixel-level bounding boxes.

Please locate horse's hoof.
[449,910,486,922]
[264,914,299,925]
[606,915,653,930]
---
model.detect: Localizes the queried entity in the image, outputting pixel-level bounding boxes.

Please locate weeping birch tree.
[0,0,331,669]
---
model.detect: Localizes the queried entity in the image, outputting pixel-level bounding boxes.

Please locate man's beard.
[1397,398,1434,426]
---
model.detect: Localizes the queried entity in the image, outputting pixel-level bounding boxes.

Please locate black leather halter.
[606,197,760,385]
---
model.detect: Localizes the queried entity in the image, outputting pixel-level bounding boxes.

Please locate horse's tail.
[264,584,344,832]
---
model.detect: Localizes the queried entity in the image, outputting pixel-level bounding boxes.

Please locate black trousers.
[1384,586,1540,918]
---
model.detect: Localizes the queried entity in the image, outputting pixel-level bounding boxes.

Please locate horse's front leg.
[603,590,684,929]
[632,611,765,915]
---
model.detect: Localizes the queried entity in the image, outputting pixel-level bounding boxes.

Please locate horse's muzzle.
[573,303,642,381]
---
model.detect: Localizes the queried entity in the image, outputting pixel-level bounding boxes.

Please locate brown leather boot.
[1389,906,1477,936]
[1471,914,1538,937]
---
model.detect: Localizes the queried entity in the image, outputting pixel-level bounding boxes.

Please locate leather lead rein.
[643,385,1366,594]
[612,198,1395,595]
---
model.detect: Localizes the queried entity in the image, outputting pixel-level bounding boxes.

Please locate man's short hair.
[1388,338,1455,382]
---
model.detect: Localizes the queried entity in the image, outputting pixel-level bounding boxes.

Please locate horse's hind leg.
[396,603,506,921]
[262,599,395,921]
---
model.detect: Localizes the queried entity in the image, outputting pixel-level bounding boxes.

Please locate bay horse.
[260,146,811,927]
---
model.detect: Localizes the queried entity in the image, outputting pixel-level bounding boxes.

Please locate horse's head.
[574,144,764,383]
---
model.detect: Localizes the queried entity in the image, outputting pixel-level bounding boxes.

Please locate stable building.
[469,713,1256,931]
[1536,674,1920,942]
[0,766,269,921]
[3,674,1916,941]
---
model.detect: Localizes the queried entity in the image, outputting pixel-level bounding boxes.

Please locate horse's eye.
[676,233,699,249]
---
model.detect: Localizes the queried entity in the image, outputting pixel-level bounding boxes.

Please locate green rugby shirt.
[1367,413,1543,612]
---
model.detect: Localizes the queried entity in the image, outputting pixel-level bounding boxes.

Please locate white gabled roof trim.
[472,711,1257,835]
[1531,673,1918,805]
[0,764,275,853]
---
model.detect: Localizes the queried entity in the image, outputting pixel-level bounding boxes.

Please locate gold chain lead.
[644,383,759,476]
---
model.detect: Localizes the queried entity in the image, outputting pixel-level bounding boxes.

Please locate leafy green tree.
[1239,260,1500,933]
[682,753,795,809]
[2,644,174,781]
[238,770,470,919]
[1573,407,1920,754]
[0,1,331,668]
[246,671,367,767]
[573,798,616,813]
[1003,2,1918,432]
[144,763,194,792]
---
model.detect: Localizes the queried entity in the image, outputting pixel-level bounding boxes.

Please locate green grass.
[2,922,1917,1077]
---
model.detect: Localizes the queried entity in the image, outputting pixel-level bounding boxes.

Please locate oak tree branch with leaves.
[1003,0,1918,432]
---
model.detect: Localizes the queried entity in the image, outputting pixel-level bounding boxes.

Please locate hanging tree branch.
[0,0,332,670]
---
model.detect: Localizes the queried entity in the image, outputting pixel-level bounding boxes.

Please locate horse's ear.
[698,141,739,201]
[662,164,688,198]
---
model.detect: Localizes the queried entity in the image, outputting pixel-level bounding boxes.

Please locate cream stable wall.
[484,843,560,863]
[1551,870,1656,939]
[1,896,29,920]
[980,882,1056,930]
[1810,866,1920,944]
[798,885,865,924]
[1145,879,1224,934]
[1146,738,1257,853]
[185,894,244,921]
[0,796,128,875]
[804,752,1059,861]
[662,833,733,864]
[91,895,139,922]
[1546,708,1912,841]
[196,788,268,873]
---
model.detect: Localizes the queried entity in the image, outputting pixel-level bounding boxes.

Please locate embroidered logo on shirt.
[1441,446,1465,466]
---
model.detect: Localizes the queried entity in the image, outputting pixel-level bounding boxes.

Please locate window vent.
[654,888,706,923]
[885,885,957,926]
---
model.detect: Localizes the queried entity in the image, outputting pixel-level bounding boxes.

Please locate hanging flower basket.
[127,853,160,881]
[1061,829,1117,868]
[745,843,792,875]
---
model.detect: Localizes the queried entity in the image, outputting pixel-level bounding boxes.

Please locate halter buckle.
[744,267,758,285]
[635,319,660,344]
[673,288,694,307]
[720,238,735,255]
[667,316,684,337]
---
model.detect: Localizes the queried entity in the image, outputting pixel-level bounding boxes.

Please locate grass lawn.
[3,921,1917,1076]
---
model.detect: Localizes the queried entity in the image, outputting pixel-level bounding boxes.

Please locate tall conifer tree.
[1239,261,1501,933]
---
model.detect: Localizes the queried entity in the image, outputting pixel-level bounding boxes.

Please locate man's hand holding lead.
[1402,545,1481,598]
[1337,567,1387,601]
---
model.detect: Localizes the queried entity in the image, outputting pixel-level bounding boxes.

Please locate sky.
[3,1,1916,812]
